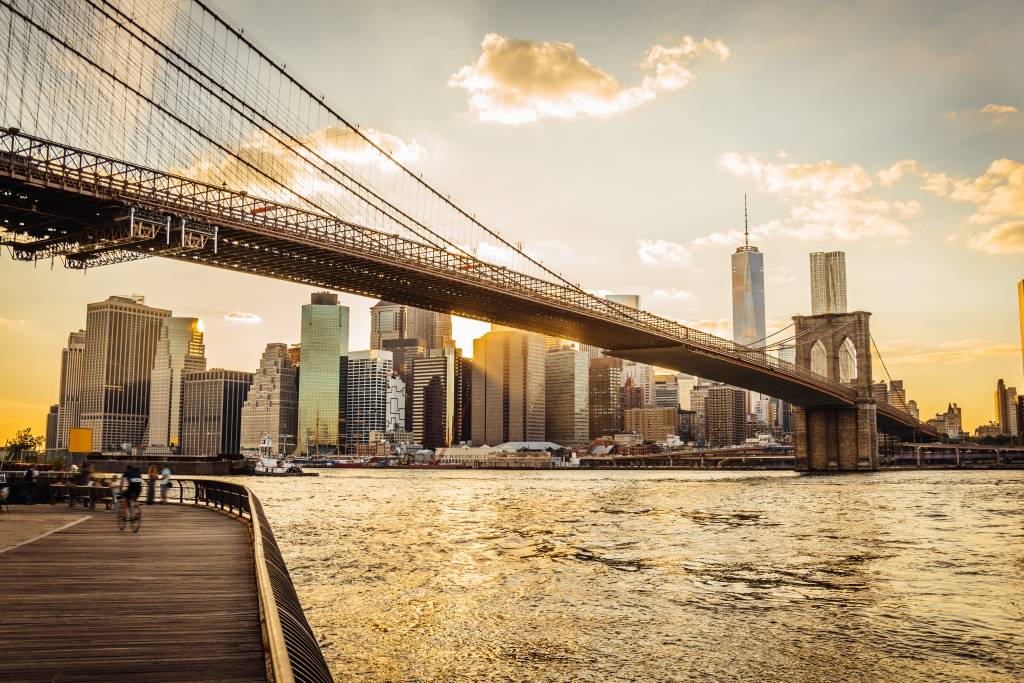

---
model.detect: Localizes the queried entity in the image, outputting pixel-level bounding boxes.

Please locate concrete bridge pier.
[792,311,879,472]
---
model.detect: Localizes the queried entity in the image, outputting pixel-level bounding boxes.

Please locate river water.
[245,469,1024,682]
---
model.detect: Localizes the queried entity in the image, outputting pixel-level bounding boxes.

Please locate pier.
[0,479,332,683]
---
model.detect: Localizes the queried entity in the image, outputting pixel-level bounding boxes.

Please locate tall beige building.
[995,378,1019,436]
[148,317,206,452]
[624,407,677,441]
[80,295,170,452]
[241,343,299,456]
[56,329,87,449]
[407,307,453,351]
[471,328,545,445]
[411,348,458,449]
[369,301,406,350]
[181,369,253,456]
[810,251,848,315]
[545,347,589,446]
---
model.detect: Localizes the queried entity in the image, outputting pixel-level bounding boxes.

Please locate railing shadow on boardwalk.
[165,479,334,683]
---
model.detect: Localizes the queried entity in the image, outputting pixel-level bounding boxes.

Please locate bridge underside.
[0,159,937,441]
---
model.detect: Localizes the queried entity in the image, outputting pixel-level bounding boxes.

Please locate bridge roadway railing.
[0,130,852,400]
[163,478,334,683]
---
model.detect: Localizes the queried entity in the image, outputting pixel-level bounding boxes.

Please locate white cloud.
[637,239,692,265]
[448,33,728,124]
[877,160,919,187]
[878,339,1019,364]
[699,154,916,245]
[943,104,1020,124]
[224,311,262,324]
[967,221,1024,254]
[652,288,693,300]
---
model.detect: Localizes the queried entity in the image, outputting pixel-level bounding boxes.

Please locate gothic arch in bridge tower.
[790,311,878,472]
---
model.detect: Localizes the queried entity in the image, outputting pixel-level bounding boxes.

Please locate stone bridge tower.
[791,311,878,471]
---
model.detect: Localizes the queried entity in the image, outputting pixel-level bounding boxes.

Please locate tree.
[3,427,44,463]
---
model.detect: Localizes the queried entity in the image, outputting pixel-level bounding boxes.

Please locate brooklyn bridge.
[0,0,938,470]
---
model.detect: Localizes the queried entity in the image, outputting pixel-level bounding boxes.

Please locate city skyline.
[2,0,1023,440]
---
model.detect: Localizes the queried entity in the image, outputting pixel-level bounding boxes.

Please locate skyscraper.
[386,373,407,433]
[810,251,848,315]
[412,348,458,449]
[624,407,677,442]
[888,380,908,411]
[148,317,206,453]
[706,385,747,447]
[654,374,681,409]
[297,292,349,455]
[56,329,86,450]
[240,343,299,456]
[471,328,545,445]
[621,360,656,407]
[589,356,618,436]
[406,307,453,351]
[732,197,766,348]
[45,404,59,452]
[545,347,589,446]
[1018,279,1023,380]
[80,295,170,452]
[995,379,1019,436]
[369,301,406,350]
[346,349,393,447]
[180,369,253,455]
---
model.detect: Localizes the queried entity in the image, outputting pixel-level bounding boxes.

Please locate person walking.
[146,465,158,505]
[159,466,172,503]
[22,465,37,505]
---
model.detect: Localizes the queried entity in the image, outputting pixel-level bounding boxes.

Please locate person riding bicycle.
[121,464,143,511]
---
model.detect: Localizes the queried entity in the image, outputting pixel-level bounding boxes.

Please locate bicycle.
[117,496,142,533]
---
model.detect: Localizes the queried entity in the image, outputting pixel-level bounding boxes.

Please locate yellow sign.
[68,427,93,454]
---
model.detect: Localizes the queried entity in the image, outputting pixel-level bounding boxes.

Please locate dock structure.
[0,479,333,683]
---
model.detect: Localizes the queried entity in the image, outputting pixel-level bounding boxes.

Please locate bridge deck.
[0,505,267,682]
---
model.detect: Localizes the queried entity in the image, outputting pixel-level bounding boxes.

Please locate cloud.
[943,104,1020,124]
[877,160,919,187]
[919,158,1024,254]
[652,288,693,300]
[967,221,1024,254]
[698,154,917,245]
[680,318,732,338]
[224,311,262,324]
[878,339,1019,365]
[448,33,728,124]
[180,125,425,205]
[0,318,29,327]
[637,239,692,265]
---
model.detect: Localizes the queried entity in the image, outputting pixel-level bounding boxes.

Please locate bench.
[67,485,114,510]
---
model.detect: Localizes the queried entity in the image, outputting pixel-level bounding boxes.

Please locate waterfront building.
[382,337,425,431]
[689,384,711,441]
[471,328,545,445]
[346,350,393,447]
[369,300,406,350]
[677,373,697,411]
[412,348,458,449]
[810,251,848,315]
[296,292,350,456]
[457,355,472,443]
[706,385,746,447]
[995,379,1019,436]
[908,399,920,421]
[871,381,889,404]
[240,343,298,456]
[545,347,589,447]
[45,404,59,452]
[889,380,908,411]
[624,407,677,442]
[80,295,170,453]
[180,369,253,456]
[654,374,681,409]
[975,422,1002,438]
[621,360,656,407]
[589,356,623,438]
[148,317,206,453]
[56,329,86,450]
[386,373,407,433]
[928,403,962,440]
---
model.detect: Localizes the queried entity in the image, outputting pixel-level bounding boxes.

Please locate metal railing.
[165,478,334,683]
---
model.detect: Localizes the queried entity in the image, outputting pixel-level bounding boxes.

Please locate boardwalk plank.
[0,505,268,683]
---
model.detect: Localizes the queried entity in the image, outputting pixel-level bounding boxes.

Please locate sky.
[2,0,1023,440]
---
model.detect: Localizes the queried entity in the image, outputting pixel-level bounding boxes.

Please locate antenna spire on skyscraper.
[744,194,749,248]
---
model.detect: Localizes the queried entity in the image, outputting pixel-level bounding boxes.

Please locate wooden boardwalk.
[0,504,268,682]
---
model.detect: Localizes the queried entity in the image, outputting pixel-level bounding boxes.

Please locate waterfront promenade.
[0,479,333,683]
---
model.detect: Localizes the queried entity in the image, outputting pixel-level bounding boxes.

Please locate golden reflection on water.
[246,469,1024,682]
